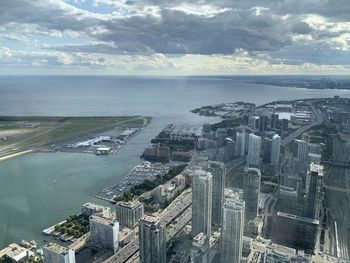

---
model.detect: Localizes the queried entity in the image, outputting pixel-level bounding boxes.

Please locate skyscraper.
[191,232,210,263]
[220,198,245,263]
[247,134,261,168]
[305,163,323,219]
[271,134,281,166]
[270,113,279,129]
[293,139,309,171]
[235,128,246,156]
[243,168,261,222]
[208,161,226,229]
[139,215,166,263]
[192,170,213,237]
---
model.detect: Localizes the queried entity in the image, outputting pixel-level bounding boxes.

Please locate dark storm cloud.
[291,22,313,35]
[0,0,350,66]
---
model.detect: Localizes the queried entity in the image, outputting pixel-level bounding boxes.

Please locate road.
[281,104,324,147]
[104,190,192,263]
[324,136,350,259]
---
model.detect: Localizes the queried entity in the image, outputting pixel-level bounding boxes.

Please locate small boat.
[52,180,57,183]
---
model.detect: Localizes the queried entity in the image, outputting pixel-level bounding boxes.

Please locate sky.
[1,0,350,75]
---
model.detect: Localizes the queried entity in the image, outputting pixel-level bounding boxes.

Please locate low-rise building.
[0,243,33,263]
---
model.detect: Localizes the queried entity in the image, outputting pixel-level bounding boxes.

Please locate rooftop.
[43,242,69,254]
[0,243,30,261]
[90,215,118,226]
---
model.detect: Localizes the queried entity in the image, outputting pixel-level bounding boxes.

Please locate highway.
[281,104,324,147]
[324,135,350,259]
[104,190,192,263]
[225,156,246,174]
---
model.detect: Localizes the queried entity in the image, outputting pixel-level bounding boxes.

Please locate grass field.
[0,116,151,159]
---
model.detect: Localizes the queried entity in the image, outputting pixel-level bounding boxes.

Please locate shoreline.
[0,149,33,162]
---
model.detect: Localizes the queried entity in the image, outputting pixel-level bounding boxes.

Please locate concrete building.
[115,200,144,229]
[143,143,171,162]
[305,163,323,219]
[262,137,272,163]
[0,243,33,263]
[139,215,166,263]
[272,212,319,252]
[271,113,279,129]
[89,215,119,253]
[220,198,245,263]
[81,202,111,218]
[207,161,226,229]
[235,128,246,157]
[259,115,268,132]
[271,134,281,166]
[43,242,76,263]
[293,139,309,170]
[243,168,261,223]
[191,232,210,263]
[192,170,213,237]
[247,134,261,168]
[264,248,310,263]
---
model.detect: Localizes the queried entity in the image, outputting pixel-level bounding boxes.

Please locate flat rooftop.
[0,243,30,261]
[90,215,117,225]
[43,242,69,254]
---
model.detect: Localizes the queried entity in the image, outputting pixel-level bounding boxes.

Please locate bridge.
[321,161,350,168]
[324,185,350,194]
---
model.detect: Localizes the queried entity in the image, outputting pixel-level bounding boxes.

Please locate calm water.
[0,76,350,247]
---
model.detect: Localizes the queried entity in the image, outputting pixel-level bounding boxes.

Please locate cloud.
[0,0,350,74]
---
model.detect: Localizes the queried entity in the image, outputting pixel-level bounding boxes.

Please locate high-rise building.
[293,139,309,170]
[271,134,281,166]
[259,115,268,132]
[207,161,226,229]
[220,198,245,263]
[305,163,323,219]
[192,170,213,237]
[89,215,119,253]
[243,168,261,223]
[271,113,279,129]
[191,232,209,263]
[43,242,76,263]
[247,134,261,168]
[115,200,144,229]
[139,215,166,263]
[235,128,246,156]
[272,212,319,251]
[248,116,260,130]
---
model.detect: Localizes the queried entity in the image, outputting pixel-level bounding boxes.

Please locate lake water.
[0,75,350,247]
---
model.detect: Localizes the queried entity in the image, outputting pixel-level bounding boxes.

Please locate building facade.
[247,134,261,168]
[207,161,226,229]
[243,168,261,223]
[115,200,144,229]
[43,243,76,263]
[192,170,213,238]
[220,198,245,263]
[89,215,119,253]
[271,134,281,166]
[139,216,166,263]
